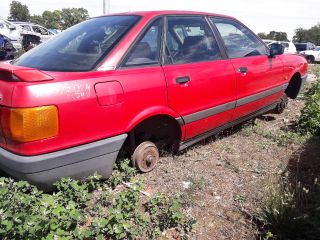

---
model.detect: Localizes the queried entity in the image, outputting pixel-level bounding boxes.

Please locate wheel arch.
[285,71,304,99]
[125,107,185,152]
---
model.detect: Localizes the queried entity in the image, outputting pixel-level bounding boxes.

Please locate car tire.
[274,95,288,114]
[306,55,315,64]
[132,141,159,173]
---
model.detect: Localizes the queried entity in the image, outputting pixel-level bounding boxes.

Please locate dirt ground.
[142,68,319,239]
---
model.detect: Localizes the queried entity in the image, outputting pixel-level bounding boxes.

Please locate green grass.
[308,64,320,76]
[0,160,195,240]
[258,177,320,240]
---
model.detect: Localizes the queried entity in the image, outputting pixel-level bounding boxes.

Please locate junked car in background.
[294,42,316,53]
[11,22,56,50]
[299,46,320,63]
[0,17,22,50]
[0,34,17,60]
[263,40,297,54]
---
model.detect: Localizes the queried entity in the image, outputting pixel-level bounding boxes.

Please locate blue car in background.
[0,34,16,60]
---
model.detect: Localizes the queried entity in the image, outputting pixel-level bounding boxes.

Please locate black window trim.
[209,16,270,60]
[162,14,226,66]
[117,16,164,70]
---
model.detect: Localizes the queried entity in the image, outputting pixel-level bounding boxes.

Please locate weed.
[257,178,320,239]
[0,160,195,239]
[108,159,137,188]
[298,80,320,136]
[177,176,207,207]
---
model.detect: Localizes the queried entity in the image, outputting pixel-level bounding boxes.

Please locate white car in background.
[269,41,297,54]
[262,39,297,54]
[12,22,56,43]
[0,17,22,50]
[300,46,320,63]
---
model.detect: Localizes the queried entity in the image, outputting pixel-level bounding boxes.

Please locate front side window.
[14,16,141,71]
[166,16,222,64]
[22,25,31,31]
[39,26,50,35]
[211,18,268,59]
[32,26,42,34]
[124,19,162,67]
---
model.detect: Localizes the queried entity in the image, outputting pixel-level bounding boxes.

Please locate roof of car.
[13,22,36,25]
[98,10,234,19]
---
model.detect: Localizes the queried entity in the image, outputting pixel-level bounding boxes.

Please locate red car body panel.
[231,55,284,119]
[163,60,237,139]
[0,11,308,187]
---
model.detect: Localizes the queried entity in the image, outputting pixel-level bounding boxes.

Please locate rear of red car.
[0,15,144,188]
[0,63,129,189]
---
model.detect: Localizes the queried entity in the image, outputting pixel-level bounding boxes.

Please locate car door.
[210,17,284,120]
[162,16,237,139]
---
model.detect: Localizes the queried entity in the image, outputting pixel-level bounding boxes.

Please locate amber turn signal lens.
[4,106,59,142]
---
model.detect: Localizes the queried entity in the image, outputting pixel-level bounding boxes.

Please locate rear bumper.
[0,134,127,189]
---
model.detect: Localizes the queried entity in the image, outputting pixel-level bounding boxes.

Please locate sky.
[1,0,319,40]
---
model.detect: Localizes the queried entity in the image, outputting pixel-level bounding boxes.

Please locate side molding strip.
[183,101,236,124]
[177,84,287,125]
[236,85,284,107]
[179,102,278,151]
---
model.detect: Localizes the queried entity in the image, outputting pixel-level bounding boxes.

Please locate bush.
[258,179,320,240]
[298,80,320,136]
[0,160,195,239]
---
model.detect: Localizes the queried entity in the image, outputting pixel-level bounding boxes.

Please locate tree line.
[257,31,289,41]
[8,0,89,30]
[293,25,320,45]
[7,0,320,44]
[258,26,320,45]
[256,25,320,45]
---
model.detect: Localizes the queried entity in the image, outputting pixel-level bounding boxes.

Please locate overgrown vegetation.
[0,160,195,239]
[298,80,320,136]
[255,68,320,239]
[258,175,320,239]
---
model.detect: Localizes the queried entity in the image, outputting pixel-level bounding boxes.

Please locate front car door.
[210,17,285,120]
[163,15,237,140]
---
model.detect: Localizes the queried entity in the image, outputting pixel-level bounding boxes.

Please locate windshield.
[316,47,320,51]
[14,15,141,71]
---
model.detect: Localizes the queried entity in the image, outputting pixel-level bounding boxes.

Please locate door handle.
[238,67,248,74]
[176,76,190,84]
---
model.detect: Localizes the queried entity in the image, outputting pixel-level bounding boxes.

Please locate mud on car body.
[0,11,307,189]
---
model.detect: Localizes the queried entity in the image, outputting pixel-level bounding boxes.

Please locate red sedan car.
[0,11,307,188]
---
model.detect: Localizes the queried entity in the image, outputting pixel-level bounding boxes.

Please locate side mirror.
[269,43,284,58]
[8,25,16,30]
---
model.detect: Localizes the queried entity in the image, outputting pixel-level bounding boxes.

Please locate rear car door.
[163,16,237,139]
[210,17,284,120]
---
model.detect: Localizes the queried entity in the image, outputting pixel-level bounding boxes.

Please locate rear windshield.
[14,16,141,71]
[294,43,307,51]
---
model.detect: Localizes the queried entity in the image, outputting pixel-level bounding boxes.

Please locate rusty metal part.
[132,141,159,172]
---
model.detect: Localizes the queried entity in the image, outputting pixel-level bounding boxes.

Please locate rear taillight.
[0,106,59,142]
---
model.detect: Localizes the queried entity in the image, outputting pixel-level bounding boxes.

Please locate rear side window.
[281,42,289,48]
[294,44,307,51]
[166,16,222,64]
[124,19,162,67]
[211,18,268,58]
[14,16,141,71]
